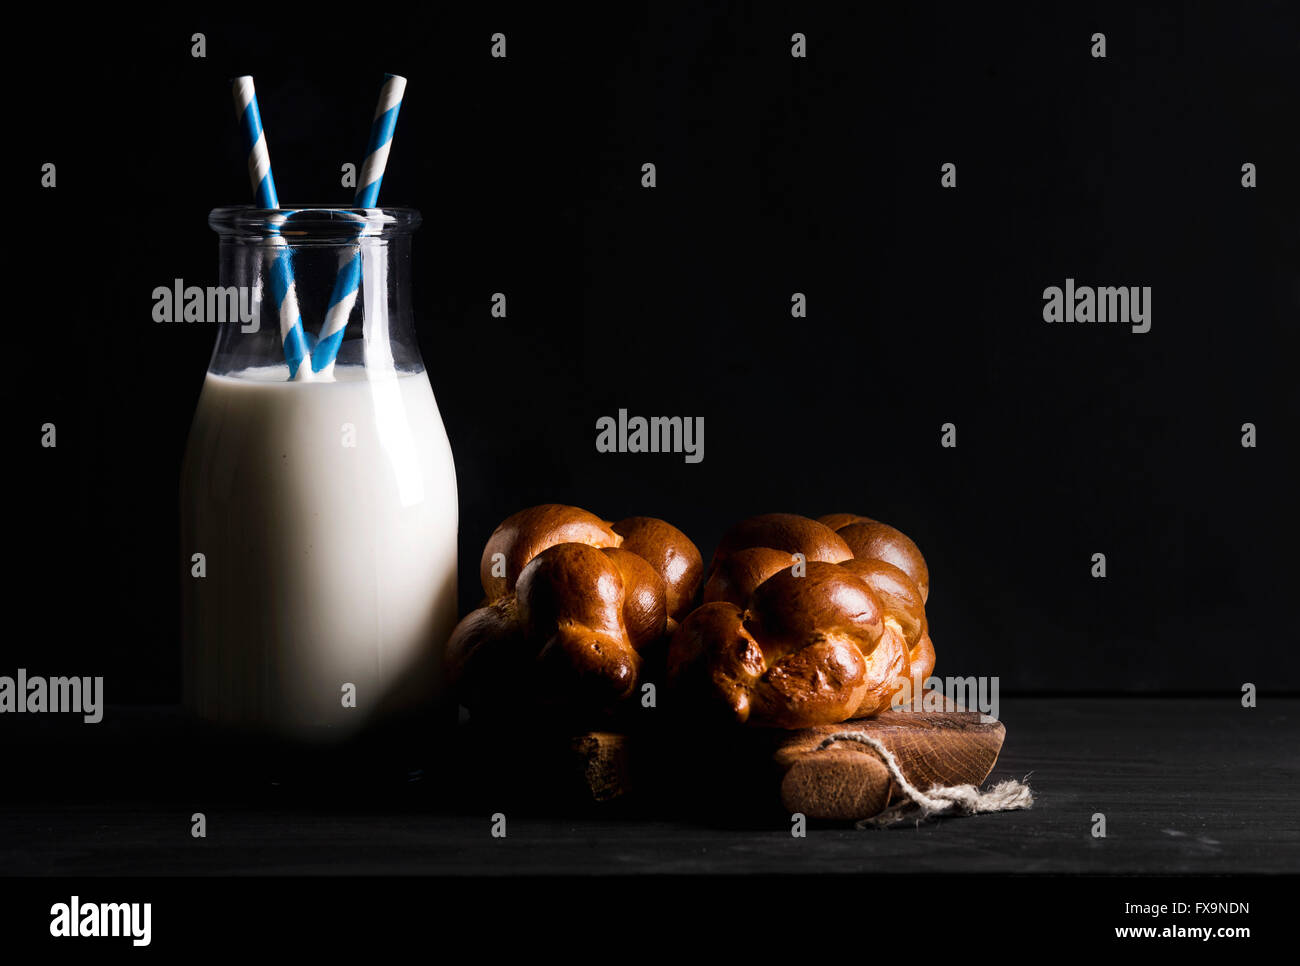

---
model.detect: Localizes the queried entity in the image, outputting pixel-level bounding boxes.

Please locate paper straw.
[232,76,315,380]
[309,74,407,377]
[355,74,407,208]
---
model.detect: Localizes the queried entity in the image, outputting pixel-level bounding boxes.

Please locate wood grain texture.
[774,707,1006,820]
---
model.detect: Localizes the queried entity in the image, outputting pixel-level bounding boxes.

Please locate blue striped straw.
[310,74,407,376]
[232,76,315,380]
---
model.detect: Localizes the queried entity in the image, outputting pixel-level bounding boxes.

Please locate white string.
[812,731,1034,828]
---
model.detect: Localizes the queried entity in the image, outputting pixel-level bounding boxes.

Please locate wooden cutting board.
[772,706,1006,820]
[455,701,1005,822]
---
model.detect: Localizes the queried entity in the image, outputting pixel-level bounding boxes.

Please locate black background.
[10,2,1298,700]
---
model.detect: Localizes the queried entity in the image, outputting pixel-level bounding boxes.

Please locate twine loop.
[813,731,1034,828]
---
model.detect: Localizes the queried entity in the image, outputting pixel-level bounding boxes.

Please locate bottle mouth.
[209,205,421,240]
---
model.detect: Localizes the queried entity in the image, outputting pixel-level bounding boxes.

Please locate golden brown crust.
[815,512,875,532]
[610,516,703,621]
[908,630,937,686]
[665,601,766,724]
[833,520,930,603]
[710,513,853,572]
[747,563,884,663]
[516,543,626,639]
[668,511,937,729]
[749,638,871,729]
[534,627,641,709]
[851,618,910,717]
[837,558,926,647]
[448,504,703,719]
[702,546,798,608]
[479,504,620,600]
[600,547,669,651]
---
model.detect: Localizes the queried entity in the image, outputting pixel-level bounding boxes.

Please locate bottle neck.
[207,208,421,380]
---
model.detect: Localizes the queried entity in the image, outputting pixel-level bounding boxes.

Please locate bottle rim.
[208,205,421,237]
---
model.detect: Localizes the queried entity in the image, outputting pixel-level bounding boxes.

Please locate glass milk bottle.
[181,206,458,744]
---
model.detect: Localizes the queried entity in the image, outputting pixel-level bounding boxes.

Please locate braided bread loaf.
[667,513,935,729]
[445,504,703,718]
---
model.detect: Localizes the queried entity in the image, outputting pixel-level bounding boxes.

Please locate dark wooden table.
[2,698,1296,876]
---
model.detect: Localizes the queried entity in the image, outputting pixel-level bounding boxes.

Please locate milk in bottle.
[181,206,457,741]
